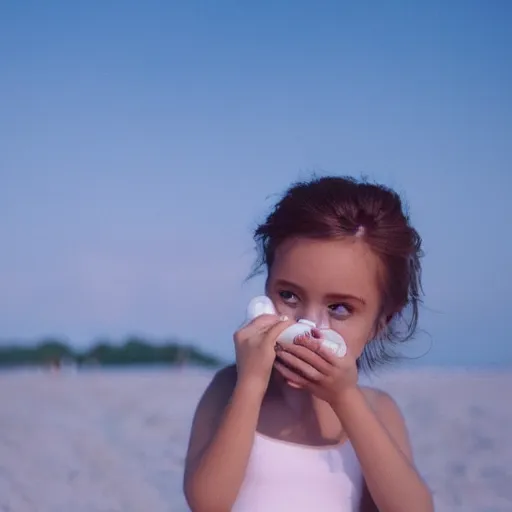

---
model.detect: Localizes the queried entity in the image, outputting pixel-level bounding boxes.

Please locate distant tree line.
[0,337,222,368]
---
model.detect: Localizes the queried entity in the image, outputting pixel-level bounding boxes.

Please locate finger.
[310,327,322,338]
[280,339,332,375]
[247,313,282,330]
[275,350,323,381]
[293,334,323,352]
[238,314,283,339]
[273,360,310,387]
[262,317,295,346]
[294,335,342,365]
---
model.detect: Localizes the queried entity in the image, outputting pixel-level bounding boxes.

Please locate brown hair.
[252,175,424,371]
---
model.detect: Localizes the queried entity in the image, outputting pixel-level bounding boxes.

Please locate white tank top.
[231,433,364,511]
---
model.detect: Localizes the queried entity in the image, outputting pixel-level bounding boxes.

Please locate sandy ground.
[0,367,511,512]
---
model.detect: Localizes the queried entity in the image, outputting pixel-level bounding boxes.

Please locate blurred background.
[1,1,511,511]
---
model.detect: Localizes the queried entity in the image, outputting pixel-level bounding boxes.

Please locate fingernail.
[293,333,306,343]
[279,315,288,321]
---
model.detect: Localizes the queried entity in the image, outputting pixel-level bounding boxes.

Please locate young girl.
[183,176,434,512]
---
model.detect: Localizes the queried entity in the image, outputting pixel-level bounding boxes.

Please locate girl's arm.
[332,387,434,512]
[273,337,433,512]
[184,315,292,511]
[183,365,264,512]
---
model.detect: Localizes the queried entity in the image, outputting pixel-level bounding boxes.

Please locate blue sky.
[1,1,511,366]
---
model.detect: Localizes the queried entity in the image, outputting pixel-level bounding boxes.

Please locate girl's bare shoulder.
[360,385,413,459]
[198,364,238,409]
[360,385,404,418]
[212,363,238,388]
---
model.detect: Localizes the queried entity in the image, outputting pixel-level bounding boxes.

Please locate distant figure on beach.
[48,358,61,373]
[183,176,434,511]
[176,347,189,370]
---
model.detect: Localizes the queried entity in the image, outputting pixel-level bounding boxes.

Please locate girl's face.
[266,237,384,360]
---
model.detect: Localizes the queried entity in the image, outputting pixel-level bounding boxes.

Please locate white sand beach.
[0,367,511,512]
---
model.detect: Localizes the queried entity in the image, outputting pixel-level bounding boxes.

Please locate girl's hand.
[233,314,295,395]
[273,328,358,405]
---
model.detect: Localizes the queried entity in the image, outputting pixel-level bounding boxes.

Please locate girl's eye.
[328,303,352,318]
[278,290,299,304]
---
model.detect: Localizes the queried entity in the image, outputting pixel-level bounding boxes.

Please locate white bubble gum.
[246,296,277,320]
[246,296,347,357]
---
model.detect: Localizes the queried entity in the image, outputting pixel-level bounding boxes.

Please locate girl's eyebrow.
[326,293,366,306]
[274,279,366,305]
